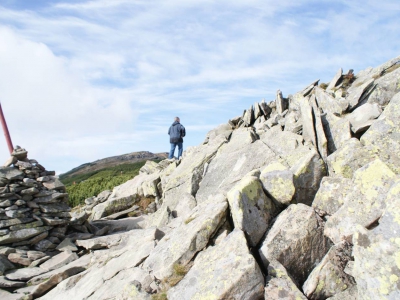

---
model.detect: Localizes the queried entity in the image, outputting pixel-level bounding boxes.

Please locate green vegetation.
[61,161,159,207]
[319,82,328,90]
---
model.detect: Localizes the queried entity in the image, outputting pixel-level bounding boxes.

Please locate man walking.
[168,117,186,159]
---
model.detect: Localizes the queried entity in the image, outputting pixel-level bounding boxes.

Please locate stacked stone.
[0,146,71,252]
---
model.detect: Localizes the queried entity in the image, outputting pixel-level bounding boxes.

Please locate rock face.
[227,175,275,247]
[259,204,331,285]
[3,56,400,299]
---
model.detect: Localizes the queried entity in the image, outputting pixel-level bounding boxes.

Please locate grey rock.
[42,177,66,192]
[0,167,24,181]
[143,197,227,281]
[326,285,358,300]
[29,256,51,268]
[327,138,377,178]
[347,78,375,111]
[20,187,39,196]
[0,226,51,245]
[0,247,15,256]
[9,220,43,231]
[38,203,71,213]
[303,242,355,299]
[196,128,278,203]
[325,159,397,244]
[361,91,400,174]
[5,267,47,281]
[242,105,254,126]
[172,193,196,220]
[227,175,275,247]
[101,205,139,220]
[8,253,32,266]
[322,112,352,154]
[312,176,353,216]
[40,250,78,271]
[352,182,400,299]
[315,86,343,115]
[56,238,78,252]
[259,204,331,285]
[264,259,307,300]
[347,103,382,133]
[0,229,9,236]
[0,254,15,275]
[260,162,295,205]
[33,192,68,204]
[27,251,46,261]
[276,89,288,114]
[326,67,343,91]
[33,238,54,252]
[168,229,264,300]
[0,275,26,288]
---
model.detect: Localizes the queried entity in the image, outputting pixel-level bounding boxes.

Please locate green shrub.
[62,161,160,207]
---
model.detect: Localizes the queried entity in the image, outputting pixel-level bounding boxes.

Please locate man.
[168,117,186,159]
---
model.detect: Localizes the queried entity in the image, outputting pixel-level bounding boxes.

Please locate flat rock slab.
[0,275,26,288]
[5,267,47,281]
[143,197,228,281]
[259,204,331,285]
[0,226,51,245]
[101,205,139,220]
[168,229,264,300]
[75,231,130,250]
[196,130,278,203]
[40,250,78,271]
[264,259,307,300]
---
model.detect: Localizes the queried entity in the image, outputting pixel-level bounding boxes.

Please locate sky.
[0,0,399,174]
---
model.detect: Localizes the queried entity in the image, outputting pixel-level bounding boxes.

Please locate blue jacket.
[168,121,186,143]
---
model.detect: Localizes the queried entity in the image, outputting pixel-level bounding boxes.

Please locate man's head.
[174,117,180,122]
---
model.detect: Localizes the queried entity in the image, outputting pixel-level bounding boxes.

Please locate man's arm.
[168,126,171,135]
[180,125,186,137]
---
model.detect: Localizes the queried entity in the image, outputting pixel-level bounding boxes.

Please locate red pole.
[0,102,14,154]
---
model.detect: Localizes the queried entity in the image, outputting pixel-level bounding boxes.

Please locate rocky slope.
[1,55,400,299]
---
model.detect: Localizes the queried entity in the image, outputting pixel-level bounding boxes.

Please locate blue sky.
[0,0,399,174]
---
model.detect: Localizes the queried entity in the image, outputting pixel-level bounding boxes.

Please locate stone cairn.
[0,146,71,258]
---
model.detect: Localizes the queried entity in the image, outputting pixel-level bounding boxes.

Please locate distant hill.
[59,151,168,206]
[60,151,168,183]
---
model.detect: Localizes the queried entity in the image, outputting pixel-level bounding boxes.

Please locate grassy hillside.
[61,161,157,207]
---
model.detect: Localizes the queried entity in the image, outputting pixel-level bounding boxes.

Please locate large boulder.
[321,112,352,154]
[167,229,264,300]
[162,134,227,209]
[196,128,278,203]
[314,86,343,115]
[259,162,295,206]
[259,204,331,285]
[325,159,397,244]
[352,179,400,299]
[361,91,400,174]
[303,241,355,299]
[143,197,227,281]
[89,171,161,220]
[227,175,275,246]
[347,103,382,134]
